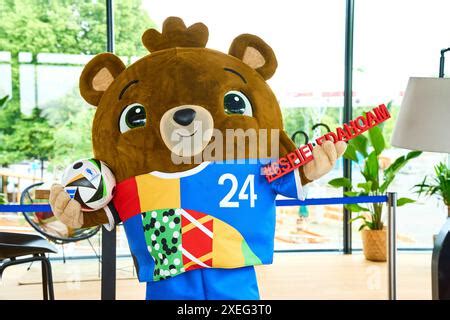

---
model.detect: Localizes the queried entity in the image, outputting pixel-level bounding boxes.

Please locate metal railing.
[276,192,397,300]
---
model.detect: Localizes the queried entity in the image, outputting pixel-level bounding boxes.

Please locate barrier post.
[387,192,397,300]
[101,0,116,301]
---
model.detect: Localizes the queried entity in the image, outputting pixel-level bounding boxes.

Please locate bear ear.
[79,53,126,106]
[228,34,278,80]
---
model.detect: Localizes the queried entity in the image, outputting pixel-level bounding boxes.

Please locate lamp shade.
[391,77,450,153]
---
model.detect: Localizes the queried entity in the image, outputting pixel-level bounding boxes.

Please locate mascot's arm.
[303,140,347,181]
[279,131,311,186]
[82,209,110,228]
[49,184,109,228]
[279,130,347,184]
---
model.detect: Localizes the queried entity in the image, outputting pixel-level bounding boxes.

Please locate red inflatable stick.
[264,104,391,183]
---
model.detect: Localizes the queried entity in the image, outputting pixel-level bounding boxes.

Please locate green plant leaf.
[358,224,367,231]
[405,150,422,161]
[383,156,406,176]
[343,143,358,162]
[368,125,385,155]
[397,197,415,206]
[329,177,352,189]
[0,96,9,108]
[363,151,379,190]
[345,203,370,212]
[380,150,422,193]
[414,176,429,193]
[344,191,359,197]
[365,220,376,230]
[0,193,6,204]
[349,215,367,223]
[357,181,373,193]
[413,162,450,206]
[350,134,368,157]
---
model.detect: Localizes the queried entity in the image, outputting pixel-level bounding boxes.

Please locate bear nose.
[173,108,196,126]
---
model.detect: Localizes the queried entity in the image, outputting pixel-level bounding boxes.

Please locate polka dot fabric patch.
[142,209,184,281]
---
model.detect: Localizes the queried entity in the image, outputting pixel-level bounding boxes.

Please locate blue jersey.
[113,160,304,282]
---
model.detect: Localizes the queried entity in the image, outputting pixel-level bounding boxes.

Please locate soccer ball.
[61,159,116,212]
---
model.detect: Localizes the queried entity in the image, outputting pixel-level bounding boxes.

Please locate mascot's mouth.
[177,130,197,137]
[160,105,214,157]
[174,124,199,138]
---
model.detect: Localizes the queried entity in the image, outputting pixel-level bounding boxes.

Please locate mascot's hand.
[49,184,83,228]
[304,141,347,181]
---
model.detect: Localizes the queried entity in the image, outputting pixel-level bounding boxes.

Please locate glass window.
[352,0,449,249]
[0,0,107,259]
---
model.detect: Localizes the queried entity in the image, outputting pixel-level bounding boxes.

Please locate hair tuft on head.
[142,17,209,52]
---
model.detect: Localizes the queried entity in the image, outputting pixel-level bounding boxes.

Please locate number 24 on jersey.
[218,174,258,208]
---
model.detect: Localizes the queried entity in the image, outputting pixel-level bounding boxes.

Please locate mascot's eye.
[223,91,253,116]
[119,103,147,133]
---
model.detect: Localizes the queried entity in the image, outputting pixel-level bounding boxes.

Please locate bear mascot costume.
[49,17,346,300]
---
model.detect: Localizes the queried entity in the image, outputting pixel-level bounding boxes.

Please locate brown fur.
[78,17,310,227]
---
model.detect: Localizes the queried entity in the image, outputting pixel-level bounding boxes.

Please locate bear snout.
[173,108,197,126]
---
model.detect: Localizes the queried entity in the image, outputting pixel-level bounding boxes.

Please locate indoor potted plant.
[0,193,6,204]
[328,119,421,261]
[415,162,450,220]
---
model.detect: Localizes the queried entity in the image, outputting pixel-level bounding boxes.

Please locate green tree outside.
[0,0,155,172]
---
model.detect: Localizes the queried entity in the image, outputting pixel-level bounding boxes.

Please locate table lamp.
[391,67,450,299]
[391,77,450,153]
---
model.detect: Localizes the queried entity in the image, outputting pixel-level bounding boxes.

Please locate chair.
[0,232,57,300]
[20,182,100,245]
[20,182,101,263]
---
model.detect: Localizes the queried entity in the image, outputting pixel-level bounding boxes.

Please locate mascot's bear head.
[79,17,301,183]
